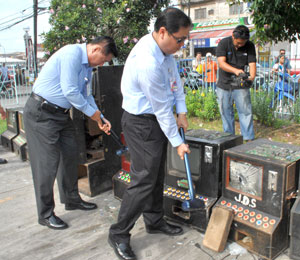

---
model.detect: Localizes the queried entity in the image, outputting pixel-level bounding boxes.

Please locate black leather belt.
[30,92,70,114]
[137,113,156,120]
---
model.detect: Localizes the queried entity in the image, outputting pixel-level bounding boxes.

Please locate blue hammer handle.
[179,127,195,200]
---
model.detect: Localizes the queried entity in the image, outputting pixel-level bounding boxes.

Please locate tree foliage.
[229,0,300,43]
[42,0,169,62]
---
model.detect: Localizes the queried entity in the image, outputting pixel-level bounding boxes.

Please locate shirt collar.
[79,43,89,66]
[148,33,168,65]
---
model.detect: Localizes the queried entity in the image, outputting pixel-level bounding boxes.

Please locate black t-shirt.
[216,36,256,90]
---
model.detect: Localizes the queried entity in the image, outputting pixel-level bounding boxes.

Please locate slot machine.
[112,133,131,200]
[163,129,243,232]
[290,196,300,260]
[72,65,124,197]
[12,110,28,161]
[215,138,300,259]
[1,107,22,152]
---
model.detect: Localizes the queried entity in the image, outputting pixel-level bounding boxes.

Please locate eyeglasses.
[169,33,189,44]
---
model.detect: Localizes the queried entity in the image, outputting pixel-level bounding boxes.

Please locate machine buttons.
[256,214,262,220]
[270,219,276,225]
[263,223,269,229]
[243,215,249,221]
[244,209,249,214]
[250,218,256,223]
[221,200,226,205]
[238,207,243,212]
[250,211,256,217]
[256,220,262,226]
[263,216,269,222]
[226,202,232,207]
[237,213,243,218]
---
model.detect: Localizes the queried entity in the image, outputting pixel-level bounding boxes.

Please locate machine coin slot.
[268,171,278,192]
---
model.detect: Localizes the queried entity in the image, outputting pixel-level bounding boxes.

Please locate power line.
[0,0,50,30]
[0,10,48,32]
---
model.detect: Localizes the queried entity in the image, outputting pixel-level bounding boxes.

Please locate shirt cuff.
[175,101,187,114]
[84,106,96,117]
[169,134,184,148]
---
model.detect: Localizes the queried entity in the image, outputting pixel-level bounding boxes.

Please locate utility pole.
[33,0,38,78]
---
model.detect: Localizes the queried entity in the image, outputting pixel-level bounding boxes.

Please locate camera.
[230,73,252,88]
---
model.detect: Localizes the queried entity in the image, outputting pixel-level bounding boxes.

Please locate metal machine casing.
[12,110,28,161]
[73,66,124,197]
[1,107,22,152]
[216,138,300,259]
[163,129,243,231]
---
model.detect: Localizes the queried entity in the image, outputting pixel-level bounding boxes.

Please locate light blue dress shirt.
[33,43,98,117]
[121,33,187,147]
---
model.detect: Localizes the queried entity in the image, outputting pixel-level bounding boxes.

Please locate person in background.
[0,105,8,164]
[108,7,191,260]
[275,49,291,74]
[202,52,218,90]
[0,63,9,81]
[23,36,118,230]
[192,52,203,74]
[216,25,256,142]
[272,55,287,74]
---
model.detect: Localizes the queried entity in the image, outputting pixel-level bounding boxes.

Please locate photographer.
[216,25,256,142]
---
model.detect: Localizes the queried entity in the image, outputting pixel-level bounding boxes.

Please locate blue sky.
[0,0,51,54]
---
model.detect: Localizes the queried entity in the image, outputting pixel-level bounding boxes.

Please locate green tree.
[229,0,300,43]
[42,0,169,62]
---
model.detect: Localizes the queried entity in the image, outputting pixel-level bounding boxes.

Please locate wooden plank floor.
[0,144,291,260]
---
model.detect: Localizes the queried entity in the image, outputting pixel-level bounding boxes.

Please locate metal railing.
[178,56,300,118]
[0,65,34,109]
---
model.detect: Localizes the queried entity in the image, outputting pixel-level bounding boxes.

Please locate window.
[208,9,214,15]
[195,8,207,19]
[195,8,206,19]
[229,4,243,15]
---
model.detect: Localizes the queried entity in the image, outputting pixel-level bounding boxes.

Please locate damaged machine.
[112,133,131,200]
[1,107,22,152]
[163,129,243,232]
[73,65,124,197]
[12,110,28,161]
[215,138,300,259]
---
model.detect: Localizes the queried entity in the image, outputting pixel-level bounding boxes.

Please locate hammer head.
[116,146,129,156]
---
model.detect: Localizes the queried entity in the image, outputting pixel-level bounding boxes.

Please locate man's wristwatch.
[178,112,187,115]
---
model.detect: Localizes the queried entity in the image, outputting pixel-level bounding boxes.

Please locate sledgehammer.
[179,128,205,211]
[101,114,128,156]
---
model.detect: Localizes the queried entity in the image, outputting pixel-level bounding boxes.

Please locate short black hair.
[233,25,250,40]
[90,36,118,57]
[154,7,192,34]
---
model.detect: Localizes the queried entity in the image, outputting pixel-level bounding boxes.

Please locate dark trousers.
[23,96,80,220]
[109,111,168,243]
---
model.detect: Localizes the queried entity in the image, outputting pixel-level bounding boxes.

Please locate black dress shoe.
[108,236,137,260]
[0,158,7,164]
[65,200,97,211]
[38,214,68,230]
[146,221,183,236]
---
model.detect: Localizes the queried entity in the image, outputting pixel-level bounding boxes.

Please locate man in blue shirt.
[109,8,191,260]
[23,36,118,230]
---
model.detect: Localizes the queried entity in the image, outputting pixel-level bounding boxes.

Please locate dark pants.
[23,96,80,220]
[109,111,168,243]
